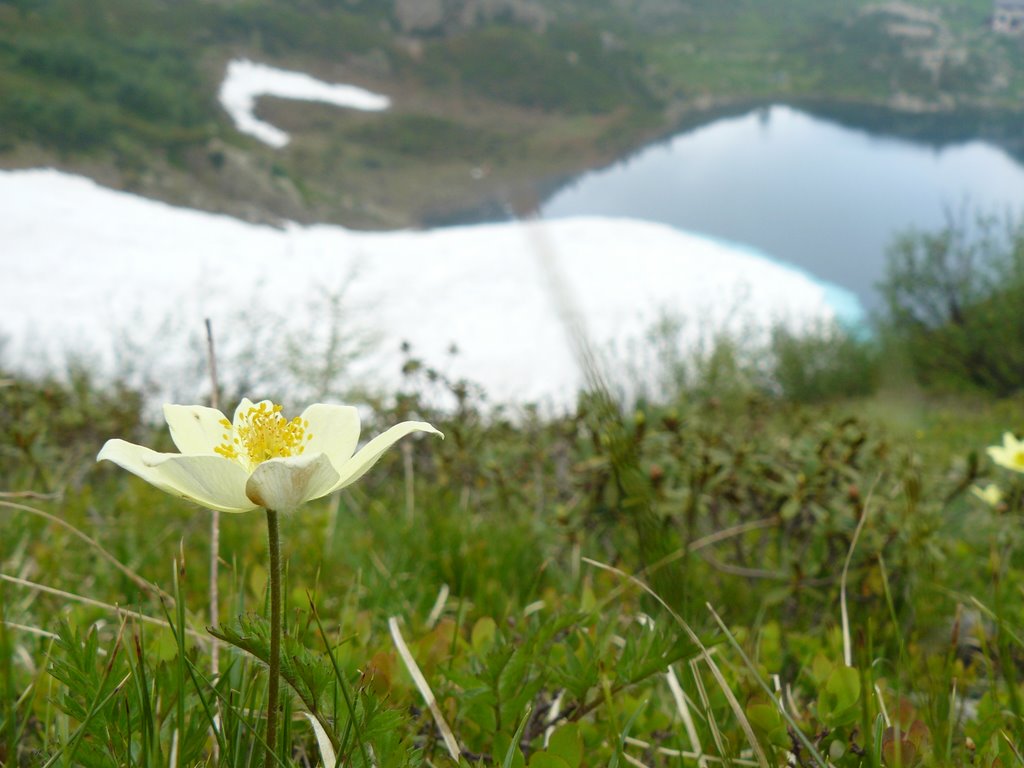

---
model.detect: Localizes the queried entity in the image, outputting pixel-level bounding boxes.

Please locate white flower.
[987,432,1024,474]
[98,399,441,513]
[970,483,1004,507]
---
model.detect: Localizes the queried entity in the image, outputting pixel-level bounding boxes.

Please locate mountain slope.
[0,0,1020,227]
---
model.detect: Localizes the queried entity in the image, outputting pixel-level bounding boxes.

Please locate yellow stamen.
[215,403,311,469]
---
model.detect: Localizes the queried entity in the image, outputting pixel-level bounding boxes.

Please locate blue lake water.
[540,104,1024,313]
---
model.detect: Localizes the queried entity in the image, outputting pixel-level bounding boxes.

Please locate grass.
[3,322,1024,765]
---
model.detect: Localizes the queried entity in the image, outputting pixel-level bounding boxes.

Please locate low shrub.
[770,320,879,403]
[879,210,1024,396]
[419,22,660,114]
[624,312,881,406]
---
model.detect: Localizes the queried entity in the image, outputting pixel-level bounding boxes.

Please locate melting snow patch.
[0,169,860,409]
[218,58,391,148]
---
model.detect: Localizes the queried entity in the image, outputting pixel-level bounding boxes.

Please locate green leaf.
[498,646,530,701]
[610,700,647,768]
[780,497,802,520]
[818,665,861,727]
[810,653,832,685]
[497,705,532,768]
[746,702,789,749]
[209,613,335,721]
[529,754,571,768]
[547,723,583,768]
[826,666,861,712]
[472,617,497,651]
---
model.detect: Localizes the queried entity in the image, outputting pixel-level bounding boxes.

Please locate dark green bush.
[627,314,880,407]
[0,91,115,151]
[16,39,105,85]
[806,12,937,98]
[348,113,509,159]
[0,364,145,490]
[207,3,389,57]
[770,320,879,403]
[879,211,1024,395]
[0,24,211,154]
[419,23,660,114]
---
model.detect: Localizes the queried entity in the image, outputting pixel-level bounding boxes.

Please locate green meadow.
[3,0,1024,763]
[4,216,1024,766]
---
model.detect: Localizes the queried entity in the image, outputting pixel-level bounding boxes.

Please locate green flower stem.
[264,508,282,767]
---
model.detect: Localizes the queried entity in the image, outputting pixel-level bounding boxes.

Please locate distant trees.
[879,210,1024,395]
[418,23,661,114]
[0,28,211,155]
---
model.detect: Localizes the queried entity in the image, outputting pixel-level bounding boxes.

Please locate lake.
[541,104,1024,310]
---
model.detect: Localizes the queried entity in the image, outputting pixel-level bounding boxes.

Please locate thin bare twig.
[623,737,761,766]
[840,478,878,667]
[698,553,789,581]
[205,318,222,685]
[0,490,62,501]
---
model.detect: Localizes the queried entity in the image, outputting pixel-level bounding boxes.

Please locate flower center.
[215,402,312,469]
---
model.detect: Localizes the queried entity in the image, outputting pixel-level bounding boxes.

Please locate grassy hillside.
[1,0,1021,227]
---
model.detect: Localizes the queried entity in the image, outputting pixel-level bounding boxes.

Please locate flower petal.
[971,483,1003,507]
[97,439,257,513]
[245,453,340,512]
[988,432,1024,473]
[987,446,1007,465]
[329,421,443,494]
[163,404,230,454]
[300,403,361,469]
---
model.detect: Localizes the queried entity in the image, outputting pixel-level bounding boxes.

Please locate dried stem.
[204,318,222,682]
